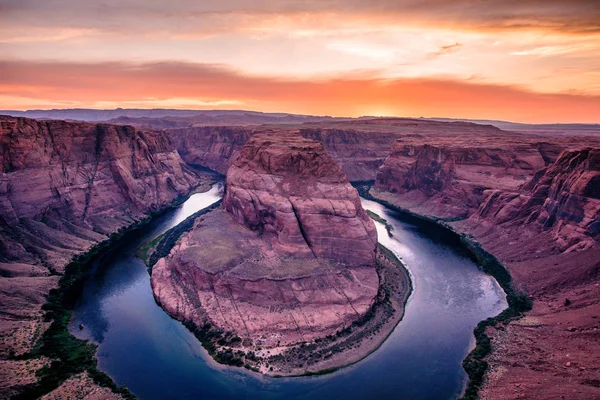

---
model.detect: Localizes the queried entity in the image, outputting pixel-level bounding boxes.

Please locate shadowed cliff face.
[374,141,547,219]
[0,116,201,270]
[168,126,401,181]
[167,118,579,183]
[476,148,600,252]
[168,126,254,174]
[0,116,203,397]
[223,132,378,266]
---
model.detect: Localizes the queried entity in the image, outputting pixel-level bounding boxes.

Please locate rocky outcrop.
[297,128,400,181]
[223,132,378,265]
[169,126,399,181]
[168,118,558,183]
[374,140,548,219]
[0,116,204,399]
[0,116,201,270]
[475,148,600,252]
[152,133,379,366]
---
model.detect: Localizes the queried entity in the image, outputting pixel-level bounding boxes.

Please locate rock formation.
[168,118,581,183]
[0,116,203,399]
[168,125,398,181]
[475,148,600,251]
[169,126,254,174]
[0,116,201,270]
[223,132,378,265]
[374,140,552,219]
[371,144,600,399]
[152,132,379,358]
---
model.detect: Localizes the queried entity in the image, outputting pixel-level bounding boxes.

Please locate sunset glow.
[1,0,599,122]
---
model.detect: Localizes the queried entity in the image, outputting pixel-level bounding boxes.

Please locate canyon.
[1,110,599,399]
[166,119,537,181]
[163,116,599,397]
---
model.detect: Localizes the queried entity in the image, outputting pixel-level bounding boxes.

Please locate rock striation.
[169,126,254,174]
[168,118,575,183]
[223,132,378,265]
[0,116,201,270]
[475,148,600,252]
[151,133,379,364]
[374,140,549,219]
[168,126,399,181]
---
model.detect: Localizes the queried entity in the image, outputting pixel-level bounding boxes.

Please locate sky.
[1,0,600,123]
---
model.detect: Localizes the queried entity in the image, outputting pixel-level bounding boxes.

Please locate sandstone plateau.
[372,143,600,399]
[151,132,405,375]
[0,116,206,399]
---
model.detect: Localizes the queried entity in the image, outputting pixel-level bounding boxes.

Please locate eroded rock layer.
[223,132,377,265]
[475,148,600,252]
[152,132,378,352]
[374,140,555,219]
[152,210,378,347]
[169,118,600,184]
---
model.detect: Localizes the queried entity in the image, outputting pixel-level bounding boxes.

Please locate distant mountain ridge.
[0,108,347,123]
[1,109,599,136]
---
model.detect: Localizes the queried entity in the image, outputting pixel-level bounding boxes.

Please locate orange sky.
[1,1,599,123]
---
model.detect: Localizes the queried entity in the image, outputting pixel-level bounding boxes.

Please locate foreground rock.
[0,116,206,399]
[372,147,600,399]
[152,133,409,375]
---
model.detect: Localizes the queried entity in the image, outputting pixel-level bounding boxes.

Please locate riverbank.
[353,183,531,400]
[9,180,218,400]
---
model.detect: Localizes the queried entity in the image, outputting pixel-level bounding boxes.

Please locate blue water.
[70,186,506,400]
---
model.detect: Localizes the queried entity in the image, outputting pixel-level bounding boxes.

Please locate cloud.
[1,0,599,35]
[428,42,462,58]
[1,60,599,123]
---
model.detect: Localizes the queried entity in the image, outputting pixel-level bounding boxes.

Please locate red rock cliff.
[152,132,379,355]
[476,148,600,251]
[374,140,548,219]
[223,132,377,266]
[0,116,203,398]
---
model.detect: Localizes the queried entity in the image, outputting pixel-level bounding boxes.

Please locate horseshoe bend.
[149,132,411,375]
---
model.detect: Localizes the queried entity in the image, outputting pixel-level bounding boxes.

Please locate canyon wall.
[374,139,563,219]
[475,148,600,252]
[0,116,203,398]
[372,144,600,399]
[168,119,515,182]
[168,126,254,174]
[168,126,397,181]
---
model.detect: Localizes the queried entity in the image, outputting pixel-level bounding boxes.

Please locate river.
[69,184,506,400]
